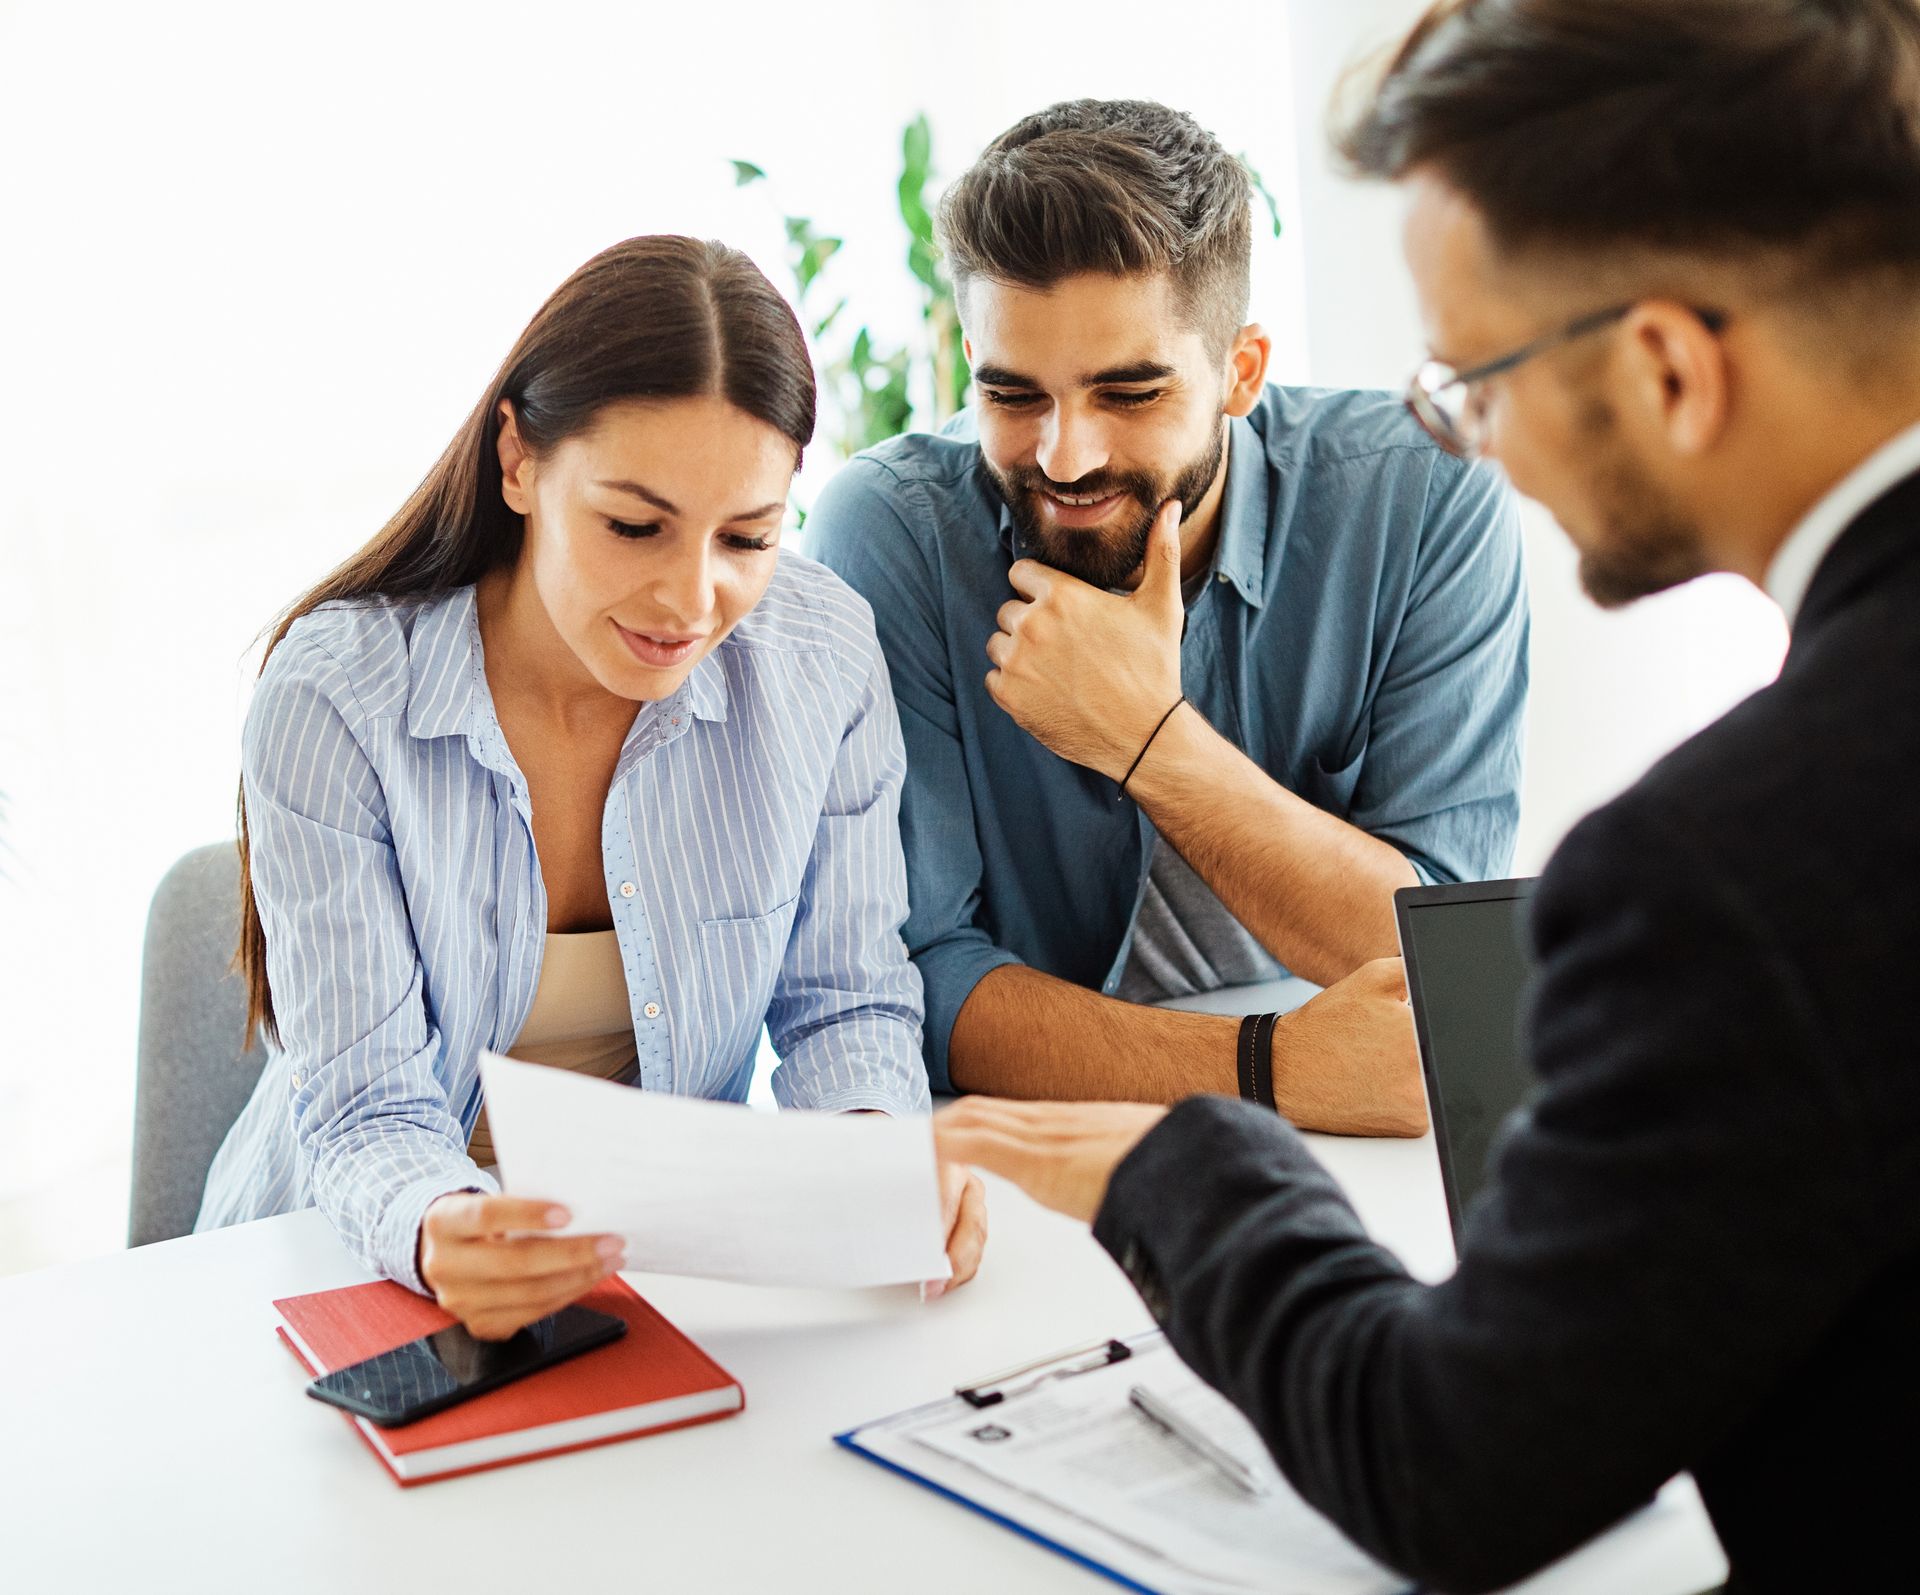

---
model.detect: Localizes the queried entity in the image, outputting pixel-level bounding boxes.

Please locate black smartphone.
[305,1306,627,1428]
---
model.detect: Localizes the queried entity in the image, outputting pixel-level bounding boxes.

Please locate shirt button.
[670,715,682,727]
[1215,572,1228,583]
[643,1002,662,1019]
[619,881,636,898]
[290,1071,302,1088]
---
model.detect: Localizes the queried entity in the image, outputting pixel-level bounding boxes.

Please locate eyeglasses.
[1405,303,1728,459]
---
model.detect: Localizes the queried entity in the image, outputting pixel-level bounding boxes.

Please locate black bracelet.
[1236,1012,1280,1109]
[1119,695,1188,798]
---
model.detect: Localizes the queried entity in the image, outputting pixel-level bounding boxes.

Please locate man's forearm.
[947,963,1424,1135]
[949,965,1239,1102]
[1126,704,1416,986]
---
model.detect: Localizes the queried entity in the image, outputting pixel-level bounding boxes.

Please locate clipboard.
[834,1329,1409,1595]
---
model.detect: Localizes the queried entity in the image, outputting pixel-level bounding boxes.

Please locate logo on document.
[968,1423,1013,1443]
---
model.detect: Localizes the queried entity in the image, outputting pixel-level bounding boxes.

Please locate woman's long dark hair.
[238,236,816,1047]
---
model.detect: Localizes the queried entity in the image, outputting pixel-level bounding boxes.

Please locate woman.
[198,236,985,1337]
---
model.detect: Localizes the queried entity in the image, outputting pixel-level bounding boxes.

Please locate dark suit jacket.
[1094,472,1920,1593]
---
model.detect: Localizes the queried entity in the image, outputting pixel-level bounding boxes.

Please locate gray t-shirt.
[1115,565,1286,1004]
[1115,838,1285,1003]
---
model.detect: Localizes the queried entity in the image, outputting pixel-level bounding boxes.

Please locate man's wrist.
[1235,1012,1281,1108]
[1117,697,1210,805]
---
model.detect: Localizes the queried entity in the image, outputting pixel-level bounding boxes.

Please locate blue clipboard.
[833,1422,1165,1595]
[833,1329,1413,1595]
[836,1331,1165,1591]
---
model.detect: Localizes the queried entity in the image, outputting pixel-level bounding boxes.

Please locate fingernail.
[546,1205,570,1227]
[596,1235,623,1259]
[921,1279,947,1302]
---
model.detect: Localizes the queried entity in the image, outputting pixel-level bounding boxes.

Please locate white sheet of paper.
[907,1339,1397,1593]
[477,1052,951,1288]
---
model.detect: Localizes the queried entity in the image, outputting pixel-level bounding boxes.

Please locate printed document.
[477,1051,951,1288]
[904,1337,1397,1593]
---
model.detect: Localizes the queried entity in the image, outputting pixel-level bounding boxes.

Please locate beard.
[988,421,1227,589]
[1574,398,1712,609]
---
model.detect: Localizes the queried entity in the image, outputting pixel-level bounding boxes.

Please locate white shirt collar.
[1765,419,1920,624]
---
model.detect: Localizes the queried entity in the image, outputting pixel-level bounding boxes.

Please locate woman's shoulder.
[727,549,882,674]
[259,588,473,728]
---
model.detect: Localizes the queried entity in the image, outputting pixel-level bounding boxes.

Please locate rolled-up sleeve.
[808,461,1020,1092]
[766,631,932,1115]
[245,639,494,1292]
[1360,453,1528,885]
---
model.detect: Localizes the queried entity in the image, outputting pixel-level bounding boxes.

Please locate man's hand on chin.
[985,499,1187,777]
[933,1098,1169,1224]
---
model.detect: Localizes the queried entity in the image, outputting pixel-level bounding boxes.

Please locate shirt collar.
[988,413,1269,607]
[1766,419,1920,625]
[405,586,482,741]
[681,651,730,724]
[1209,415,1269,609]
[402,583,732,744]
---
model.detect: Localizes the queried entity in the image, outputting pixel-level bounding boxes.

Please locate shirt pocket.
[696,895,801,1076]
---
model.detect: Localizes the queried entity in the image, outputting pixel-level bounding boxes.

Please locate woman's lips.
[1036,488,1129,529]
[614,620,705,668]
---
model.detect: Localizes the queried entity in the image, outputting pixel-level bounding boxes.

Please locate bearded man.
[811,98,1528,1128]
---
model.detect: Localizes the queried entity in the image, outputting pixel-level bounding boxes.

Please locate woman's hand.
[418,1193,625,1340]
[926,1158,989,1299]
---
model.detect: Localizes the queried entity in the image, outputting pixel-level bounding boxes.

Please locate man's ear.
[1223,323,1272,418]
[497,398,534,515]
[1620,301,1730,458]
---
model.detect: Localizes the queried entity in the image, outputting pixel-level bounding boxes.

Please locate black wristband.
[1120,695,1188,798]
[1236,1012,1280,1110]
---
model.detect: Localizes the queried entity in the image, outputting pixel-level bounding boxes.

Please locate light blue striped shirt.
[197,554,930,1291]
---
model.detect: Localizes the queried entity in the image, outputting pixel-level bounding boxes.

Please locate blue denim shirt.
[808,385,1528,1091]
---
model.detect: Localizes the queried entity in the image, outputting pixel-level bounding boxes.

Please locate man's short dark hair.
[1337,0,1920,291]
[937,99,1253,356]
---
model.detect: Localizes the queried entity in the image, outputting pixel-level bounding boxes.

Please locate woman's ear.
[497,399,534,515]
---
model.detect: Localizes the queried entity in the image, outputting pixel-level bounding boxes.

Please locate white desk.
[2,1148,1724,1592]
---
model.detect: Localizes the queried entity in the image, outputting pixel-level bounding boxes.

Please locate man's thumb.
[1142,499,1184,608]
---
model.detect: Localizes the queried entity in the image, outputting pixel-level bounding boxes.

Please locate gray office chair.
[129,842,268,1246]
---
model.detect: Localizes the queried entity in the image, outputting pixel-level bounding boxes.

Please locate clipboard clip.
[956,1337,1133,1409]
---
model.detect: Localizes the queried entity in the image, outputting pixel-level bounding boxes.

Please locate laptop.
[1392,877,1540,1245]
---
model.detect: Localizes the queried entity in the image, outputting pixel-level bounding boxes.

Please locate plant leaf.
[1239,154,1285,239]
[730,160,766,187]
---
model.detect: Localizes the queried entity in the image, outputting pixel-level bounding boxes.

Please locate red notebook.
[274,1276,743,1486]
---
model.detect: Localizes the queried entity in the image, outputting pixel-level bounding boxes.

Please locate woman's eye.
[607,518,661,540]
[724,534,775,553]
[1105,389,1163,408]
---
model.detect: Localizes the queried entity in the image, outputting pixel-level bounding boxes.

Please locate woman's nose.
[652,544,717,625]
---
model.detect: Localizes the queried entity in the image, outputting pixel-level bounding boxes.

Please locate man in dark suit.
[934,2,1920,1590]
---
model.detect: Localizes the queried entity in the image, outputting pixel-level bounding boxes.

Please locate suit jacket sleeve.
[1092,795,1879,1592]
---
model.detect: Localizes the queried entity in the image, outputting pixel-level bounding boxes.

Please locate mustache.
[1004,467,1150,500]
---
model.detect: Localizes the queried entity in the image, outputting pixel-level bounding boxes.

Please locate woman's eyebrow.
[596,478,784,524]
[596,478,680,513]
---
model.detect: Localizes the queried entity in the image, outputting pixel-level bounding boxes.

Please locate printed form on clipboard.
[836,1330,1407,1595]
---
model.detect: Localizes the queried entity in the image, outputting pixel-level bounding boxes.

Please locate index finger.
[1007,559,1057,600]
[439,1193,573,1240]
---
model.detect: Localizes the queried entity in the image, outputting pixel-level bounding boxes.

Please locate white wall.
[1286,0,1789,870]
[0,0,1303,1271]
[0,1,1798,1277]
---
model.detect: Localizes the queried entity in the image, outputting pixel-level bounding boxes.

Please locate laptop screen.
[1394,880,1539,1239]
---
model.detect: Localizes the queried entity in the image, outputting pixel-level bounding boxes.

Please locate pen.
[1128,1384,1269,1497]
